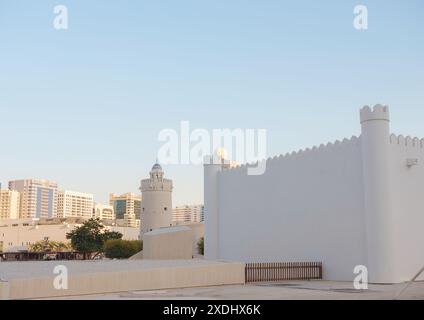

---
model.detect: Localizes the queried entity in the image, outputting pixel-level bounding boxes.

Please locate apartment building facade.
[109,193,141,228]
[173,205,204,224]
[8,179,58,219]
[57,190,94,219]
[0,189,21,220]
[93,203,115,220]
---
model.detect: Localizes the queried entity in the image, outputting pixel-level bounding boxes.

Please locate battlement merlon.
[360,105,390,124]
[203,154,231,168]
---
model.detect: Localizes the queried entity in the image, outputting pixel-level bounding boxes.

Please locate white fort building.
[140,163,173,236]
[204,105,424,283]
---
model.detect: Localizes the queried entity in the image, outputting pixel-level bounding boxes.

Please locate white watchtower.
[360,105,396,283]
[140,162,173,238]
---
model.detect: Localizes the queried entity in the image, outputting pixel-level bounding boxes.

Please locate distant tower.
[360,104,396,283]
[140,162,173,237]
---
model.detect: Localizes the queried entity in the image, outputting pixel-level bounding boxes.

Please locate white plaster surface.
[216,136,367,282]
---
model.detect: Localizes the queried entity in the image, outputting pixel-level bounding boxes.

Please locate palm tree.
[29,240,72,252]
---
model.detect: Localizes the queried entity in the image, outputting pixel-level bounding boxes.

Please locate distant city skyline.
[1,176,204,224]
[1,1,423,205]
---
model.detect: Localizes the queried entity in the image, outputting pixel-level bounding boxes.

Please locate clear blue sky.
[1,0,423,205]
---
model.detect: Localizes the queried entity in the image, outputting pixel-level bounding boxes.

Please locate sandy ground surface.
[46,280,424,300]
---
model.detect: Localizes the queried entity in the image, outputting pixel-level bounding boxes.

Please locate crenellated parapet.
[390,134,424,149]
[360,104,390,124]
[221,135,361,175]
[140,178,173,192]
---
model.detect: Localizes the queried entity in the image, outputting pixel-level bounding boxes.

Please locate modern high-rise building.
[109,193,141,228]
[93,203,115,220]
[57,190,94,219]
[200,207,205,222]
[0,189,21,220]
[173,205,204,224]
[8,179,58,219]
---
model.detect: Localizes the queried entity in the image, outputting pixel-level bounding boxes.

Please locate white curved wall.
[141,190,172,234]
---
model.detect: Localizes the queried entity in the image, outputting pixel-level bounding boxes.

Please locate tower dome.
[151,163,163,172]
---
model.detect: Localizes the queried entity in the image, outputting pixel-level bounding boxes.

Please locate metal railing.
[245,262,322,282]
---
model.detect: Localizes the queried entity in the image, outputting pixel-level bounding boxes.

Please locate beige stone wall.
[0,282,10,300]
[143,226,193,260]
[186,223,204,255]
[0,219,140,252]
[0,222,73,252]
[0,260,245,300]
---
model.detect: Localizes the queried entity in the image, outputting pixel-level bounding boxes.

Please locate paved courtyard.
[2,260,423,300]
[49,280,424,300]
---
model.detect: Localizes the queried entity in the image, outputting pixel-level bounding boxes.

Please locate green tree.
[197,237,204,255]
[66,218,122,259]
[104,239,142,259]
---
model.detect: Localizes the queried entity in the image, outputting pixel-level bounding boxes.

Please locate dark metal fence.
[0,251,85,262]
[245,262,322,282]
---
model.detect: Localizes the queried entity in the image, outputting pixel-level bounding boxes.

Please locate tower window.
[164,207,167,211]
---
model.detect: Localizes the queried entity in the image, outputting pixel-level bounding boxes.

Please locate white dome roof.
[151,163,163,171]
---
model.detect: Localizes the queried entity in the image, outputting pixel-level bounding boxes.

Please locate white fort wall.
[217,137,368,281]
[205,105,424,283]
[389,135,424,282]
